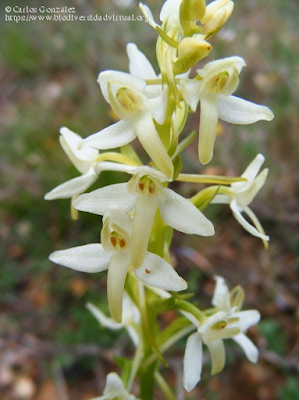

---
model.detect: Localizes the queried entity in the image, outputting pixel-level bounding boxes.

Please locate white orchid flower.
[181,56,274,164]
[89,372,139,400]
[49,206,187,323]
[212,153,269,243]
[183,276,260,392]
[73,166,214,270]
[45,127,137,200]
[87,292,140,347]
[80,64,173,178]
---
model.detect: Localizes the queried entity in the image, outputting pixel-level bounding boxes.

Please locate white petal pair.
[49,206,187,323]
[81,45,173,177]
[74,166,214,269]
[181,57,274,164]
[183,276,260,392]
[212,154,269,242]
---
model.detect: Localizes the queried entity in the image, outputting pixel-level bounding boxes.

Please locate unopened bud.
[200,0,234,36]
[174,37,212,74]
[180,0,206,36]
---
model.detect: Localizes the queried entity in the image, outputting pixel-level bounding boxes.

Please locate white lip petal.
[81,120,136,150]
[130,195,159,269]
[159,188,215,236]
[127,43,157,80]
[198,94,219,165]
[134,111,174,178]
[74,183,136,215]
[87,302,123,330]
[243,206,269,248]
[218,95,274,124]
[183,332,203,392]
[49,244,110,273]
[206,339,226,375]
[135,252,187,291]
[230,199,269,241]
[45,168,98,200]
[233,333,259,363]
[107,251,131,323]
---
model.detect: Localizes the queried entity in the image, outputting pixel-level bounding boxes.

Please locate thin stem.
[177,173,247,184]
[155,371,176,400]
[143,325,195,369]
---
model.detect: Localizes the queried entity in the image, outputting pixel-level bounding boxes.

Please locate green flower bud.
[174,37,212,74]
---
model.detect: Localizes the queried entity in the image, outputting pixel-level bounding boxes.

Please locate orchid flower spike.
[49,206,187,323]
[73,166,214,270]
[181,56,274,164]
[87,291,140,346]
[44,127,137,200]
[183,276,260,392]
[80,64,173,177]
[88,372,140,400]
[212,153,269,245]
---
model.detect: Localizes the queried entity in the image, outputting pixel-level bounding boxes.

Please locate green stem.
[143,325,195,369]
[177,173,247,184]
[155,371,176,400]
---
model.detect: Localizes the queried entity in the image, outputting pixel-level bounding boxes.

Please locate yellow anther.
[116,88,142,113]
[211,320,227,330]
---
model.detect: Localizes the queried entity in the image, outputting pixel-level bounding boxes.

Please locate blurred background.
[1,0,298,399]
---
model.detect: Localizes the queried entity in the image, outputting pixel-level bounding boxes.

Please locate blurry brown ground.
[0,0,298,399]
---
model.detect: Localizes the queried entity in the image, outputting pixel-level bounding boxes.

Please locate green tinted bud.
[174,37,212,74]
[180,0,206,35]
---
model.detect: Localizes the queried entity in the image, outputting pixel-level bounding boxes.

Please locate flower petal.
[81,120,136,150]
[134,111,174,178]
[233,310,261,332]
[230,199,269,241]
[130,195,159,269]
[160,0,181,22]
[127,43,157,80]
[107,251,131,323]
[198,94,219,165]
[180,79,201,112]
[207,339,226,375]
[183,332,203,392]
[60,127,98,162]
[241,153,265,182]
[49,244,110,273]
[212,276,230,311]
[135,252,187,291]
[98,70,146,103]
[139,3,158,29]
[45,168,98,200]
[218,95,274,124]
[103,372,130,397]
[147,87,168,124]
[87,302,123,330]
[233,333,259,363]
[159,188,215,236]
[74,183,136,215]
[243,206,269,248]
